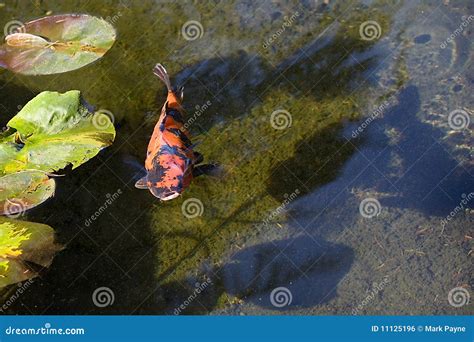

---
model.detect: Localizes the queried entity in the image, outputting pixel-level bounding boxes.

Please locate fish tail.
[153,63,172,91]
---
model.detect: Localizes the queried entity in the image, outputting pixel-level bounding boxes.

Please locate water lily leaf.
[0,14,116,75]
[0,170,55,216]
[0,90,115,175]
[0,129,22,174]
[0,217,62,288]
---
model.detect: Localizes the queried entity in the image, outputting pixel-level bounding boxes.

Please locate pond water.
[0,0,472,315]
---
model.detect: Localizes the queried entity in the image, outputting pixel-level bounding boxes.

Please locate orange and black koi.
[135,63,207,201]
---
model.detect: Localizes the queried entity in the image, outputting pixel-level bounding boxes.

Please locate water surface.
[0,0,472,315]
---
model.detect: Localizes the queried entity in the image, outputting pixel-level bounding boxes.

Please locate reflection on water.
[0,0,472,315]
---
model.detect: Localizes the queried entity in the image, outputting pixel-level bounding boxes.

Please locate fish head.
[146,152,191,201]
[149,187,181,201]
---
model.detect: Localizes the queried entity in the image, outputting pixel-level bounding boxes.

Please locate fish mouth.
[160,191,180,201]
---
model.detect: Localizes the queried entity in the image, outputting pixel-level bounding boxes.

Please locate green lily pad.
[0,217,62,288]
[0,14,116,75]
[0,90,115,175]
[0,170,55,216]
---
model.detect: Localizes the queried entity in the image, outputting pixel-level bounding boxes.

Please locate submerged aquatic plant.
[0,14,116,75]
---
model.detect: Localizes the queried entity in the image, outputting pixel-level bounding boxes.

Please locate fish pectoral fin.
[189,141,202,149]
[135,176,149,190]
[193,151,204,164]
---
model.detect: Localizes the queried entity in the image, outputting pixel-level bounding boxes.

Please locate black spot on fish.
[147,158,170,184]
[159,145,192,166]
[167,109,185,124]
[168,128,192,147]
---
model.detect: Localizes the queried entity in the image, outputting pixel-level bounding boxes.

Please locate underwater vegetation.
[145,3,393,307]
[0,14,116,289]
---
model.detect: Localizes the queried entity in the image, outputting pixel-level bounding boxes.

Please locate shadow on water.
[347,85,473,217]
[289,84,474,244]
[375,85,473,216]
[173,33,376,135]
[219,236,353,309]
[267,123,357,201]
[158,236,353,314]
[0,79,35,121]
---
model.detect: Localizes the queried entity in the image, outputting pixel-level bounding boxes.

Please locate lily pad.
[0,90,115,175]
[0,217,62,288]
[0,170,55,216]
[0,14,116,75]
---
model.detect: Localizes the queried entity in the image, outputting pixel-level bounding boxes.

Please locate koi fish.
[135,63,214,201]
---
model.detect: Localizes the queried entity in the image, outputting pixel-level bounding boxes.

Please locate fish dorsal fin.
[135,176,148,190]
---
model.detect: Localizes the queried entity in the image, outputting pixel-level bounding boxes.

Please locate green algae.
[149,7,395,288]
